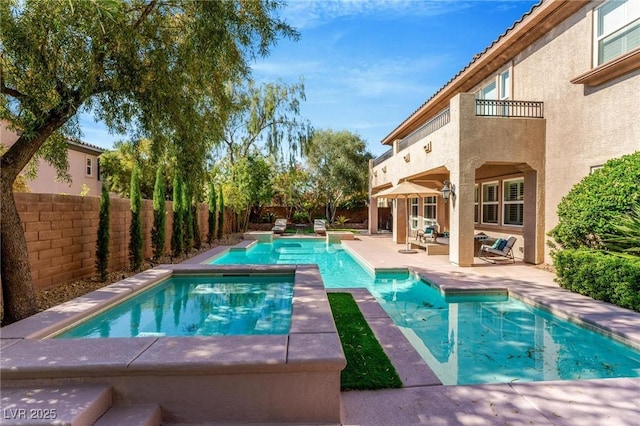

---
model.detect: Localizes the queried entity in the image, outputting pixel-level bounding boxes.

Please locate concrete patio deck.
[338,234,640,425]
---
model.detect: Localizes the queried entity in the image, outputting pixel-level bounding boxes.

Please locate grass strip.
[328,292,403,391]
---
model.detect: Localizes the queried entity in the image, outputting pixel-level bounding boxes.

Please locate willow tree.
[0,0,297,323]
[221,79,311,166]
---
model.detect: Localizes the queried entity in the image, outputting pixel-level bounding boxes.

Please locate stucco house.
[1,121,105,196]
[368,0,640,266]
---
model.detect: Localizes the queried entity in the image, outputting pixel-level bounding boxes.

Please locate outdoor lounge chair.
[271,218,287,235]
[478,236,517,263]
[314,219,327,235]
[416,226,438,243]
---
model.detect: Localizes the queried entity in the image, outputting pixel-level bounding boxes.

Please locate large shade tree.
[0,0,296,323]
[305,130,373,223]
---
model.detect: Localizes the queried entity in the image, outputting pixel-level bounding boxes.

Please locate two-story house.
[1,121,105,196]
[368,0,640,266]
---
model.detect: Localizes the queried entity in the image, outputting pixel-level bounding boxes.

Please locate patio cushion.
[497,239,508,250]
[492,239,505,249]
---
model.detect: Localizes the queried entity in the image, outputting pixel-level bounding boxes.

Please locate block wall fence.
[14,193,227,291]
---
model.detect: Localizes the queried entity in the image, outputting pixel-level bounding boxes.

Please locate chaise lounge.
[478,236,517,263]
[314,219,327,236]
[271,218,287,235]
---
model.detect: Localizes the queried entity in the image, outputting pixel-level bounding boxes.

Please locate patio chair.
[478,236,517,263]
[271,218,287,235]
[314,219,327,235]
[417,226,437,243]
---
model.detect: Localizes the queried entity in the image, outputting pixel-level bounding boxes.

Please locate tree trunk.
[0,184,37,324]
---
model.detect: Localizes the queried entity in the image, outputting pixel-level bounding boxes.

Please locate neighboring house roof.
[66,138,106,156]
[381,0,589,146]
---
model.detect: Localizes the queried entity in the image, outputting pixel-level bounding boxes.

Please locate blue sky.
[80,0,539,157]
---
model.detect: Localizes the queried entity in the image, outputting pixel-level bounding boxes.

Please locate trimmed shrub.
[549,151,640,249]
[553,249,640,312]
[151,167,166,260]
[96,182,110,281]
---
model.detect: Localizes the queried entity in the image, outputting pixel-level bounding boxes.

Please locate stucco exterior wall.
[507,1,640,260]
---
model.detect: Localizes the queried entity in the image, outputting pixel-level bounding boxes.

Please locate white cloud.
[283,0,470,30]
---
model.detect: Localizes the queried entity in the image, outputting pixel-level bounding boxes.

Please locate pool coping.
[1,263,346,373]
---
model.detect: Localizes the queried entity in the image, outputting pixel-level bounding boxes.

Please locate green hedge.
[553,249,640,312]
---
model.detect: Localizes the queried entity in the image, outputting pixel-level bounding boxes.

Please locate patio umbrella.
[374,181,441,253]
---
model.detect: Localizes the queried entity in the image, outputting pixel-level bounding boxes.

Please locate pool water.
[211,239,640,385]
[56,275,294,338]
[371,276,640,385]
[211,239,376,288]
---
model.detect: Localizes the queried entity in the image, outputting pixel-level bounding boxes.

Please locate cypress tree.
[96,181,110,281]
[217,187,224,240]
[192,203,201,250]
[183,183,194,254]
[128,165,143,271]
[171,174,184,256]
[207,182,217,244]
[151,167,166,260]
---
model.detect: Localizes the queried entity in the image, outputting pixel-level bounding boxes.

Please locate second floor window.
[86,157,93,176]
[595,0,640,66]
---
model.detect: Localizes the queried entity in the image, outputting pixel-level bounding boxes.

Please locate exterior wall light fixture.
[442,180,455,202]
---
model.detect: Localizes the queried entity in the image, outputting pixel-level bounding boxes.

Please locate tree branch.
[134,0,158,30]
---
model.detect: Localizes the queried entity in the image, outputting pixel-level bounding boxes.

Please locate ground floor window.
[422,196,437,228]
[481,182,499,224]
[410,197,419,229]
[503,178,524,226]
[474,185,479,223]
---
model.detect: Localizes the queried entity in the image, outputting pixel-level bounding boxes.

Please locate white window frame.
[474,184,479,224]
[86,157,93,177]
[594,0,640,67]
[410,197,419,230]
[481,181,499,225]
[502,178,524,227]
[422,196,437,228]
[499,70,510,100]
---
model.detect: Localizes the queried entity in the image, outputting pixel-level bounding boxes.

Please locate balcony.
[475,99,544,118]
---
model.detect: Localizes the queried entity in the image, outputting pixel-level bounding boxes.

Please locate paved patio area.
[338,234,640,426]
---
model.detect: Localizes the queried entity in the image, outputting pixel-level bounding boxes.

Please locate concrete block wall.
[14,193,218,291]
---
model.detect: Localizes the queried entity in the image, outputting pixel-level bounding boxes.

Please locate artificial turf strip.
[328,292,403,391]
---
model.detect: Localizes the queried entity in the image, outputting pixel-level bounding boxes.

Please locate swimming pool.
[211,239,640,385]
[56,274,294,338]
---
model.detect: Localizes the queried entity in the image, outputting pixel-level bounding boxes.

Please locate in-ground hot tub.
[0,263,346,424]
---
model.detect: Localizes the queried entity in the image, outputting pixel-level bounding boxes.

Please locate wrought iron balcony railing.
[475,99,544,118]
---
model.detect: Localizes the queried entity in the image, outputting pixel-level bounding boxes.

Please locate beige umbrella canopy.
[374,181,441,253]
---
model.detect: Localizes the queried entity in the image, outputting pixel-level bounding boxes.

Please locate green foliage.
[99,139,161,199]
[305,130,373,222]
[96,182,110,282]
[171,174,184,256]
[292,211,309,224]
[335,215,350,226]
[328,293,402,391]
[225,155,274,231]
[553,249,640,312]
[602,202,640,258]
[549,152,640,249]
[217,187,224,240]
[128,165,143,271]
[272,165,312,220]
[151,167,166,259]
[207,182,217,244]
[222,78,311,165]
[183,184,194,253]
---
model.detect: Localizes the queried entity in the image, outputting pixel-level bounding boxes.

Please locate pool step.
[94,403,161,426]
[1,384,112,425]
[0,384,162,426]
